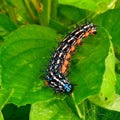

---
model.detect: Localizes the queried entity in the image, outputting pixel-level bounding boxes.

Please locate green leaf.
[89,40,118,111]
[30,99,80,120]
[0,23,113,112]
[58,0,116,13]
[0,25,58,106]
[0,111,4,120]
[100,40,116,101]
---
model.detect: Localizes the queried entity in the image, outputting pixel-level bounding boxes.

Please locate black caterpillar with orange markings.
[43,22,97,94]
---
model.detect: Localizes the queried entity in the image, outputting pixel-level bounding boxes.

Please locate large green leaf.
[0,25,58,106]
[0,23,112,111]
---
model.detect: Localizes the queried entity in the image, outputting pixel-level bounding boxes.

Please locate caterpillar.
[44,22,97,94]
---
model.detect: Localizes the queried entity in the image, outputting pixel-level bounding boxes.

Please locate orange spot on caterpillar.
[76,38,82,45]
[61,65,67,73]
[84,32,89,37]
[70,45,75,52]
[66,53,71,59]
[63,60,69,66]
[89,29,95,34]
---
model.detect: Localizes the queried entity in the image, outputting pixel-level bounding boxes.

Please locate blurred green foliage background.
[0,0,120,120]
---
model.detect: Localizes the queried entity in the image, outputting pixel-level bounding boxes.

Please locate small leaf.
[100,40,116,102]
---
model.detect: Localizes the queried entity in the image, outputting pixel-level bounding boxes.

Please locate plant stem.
[7,6,17,25]
[51,0,58,19]
[71,93,84,119]
[24,0,38,23]
[38,0,51,25]
[2,0,17,25]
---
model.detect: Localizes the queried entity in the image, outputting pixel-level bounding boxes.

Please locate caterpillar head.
[63,83,74,94]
